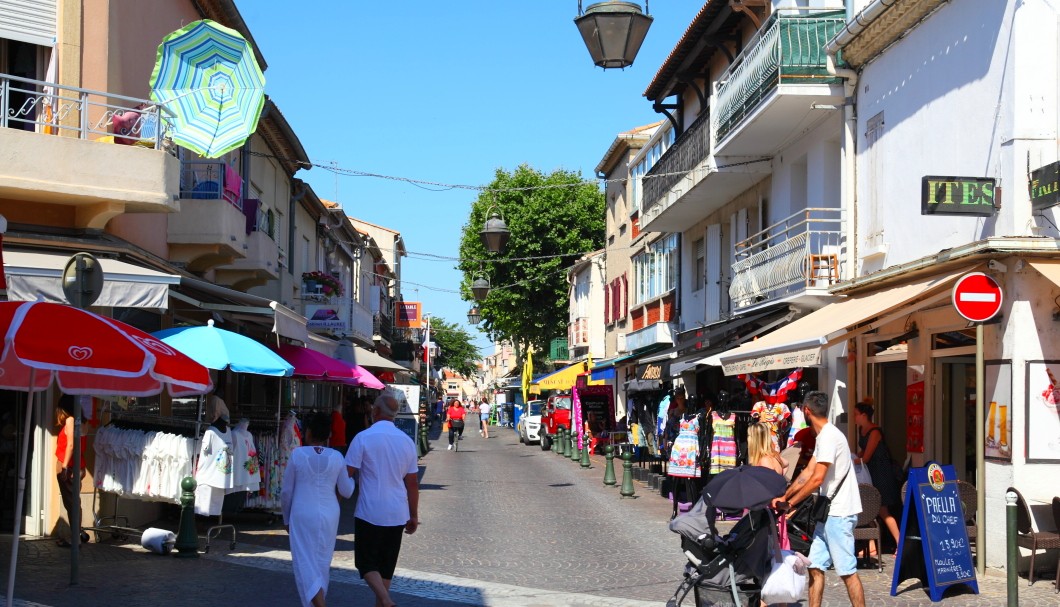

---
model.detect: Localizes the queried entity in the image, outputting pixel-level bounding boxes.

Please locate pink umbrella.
[346,364,385,390]
[272,343,355,380]
[3,301,213,603]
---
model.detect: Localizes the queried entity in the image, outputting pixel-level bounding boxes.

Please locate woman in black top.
[853,401,901,552]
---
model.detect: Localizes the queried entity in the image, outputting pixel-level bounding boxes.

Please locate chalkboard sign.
[891,463,978,601]
[393,415,418,444]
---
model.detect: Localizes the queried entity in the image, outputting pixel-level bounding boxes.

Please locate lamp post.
[467,306,481,325]
[479,207,510,254]
[575,1,653,69]
[471,275,491,301]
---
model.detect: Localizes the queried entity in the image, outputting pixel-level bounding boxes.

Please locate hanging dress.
[668,415,702,478]
[752,401,792,451]
[194,426,234,515]
[709,411,737,474]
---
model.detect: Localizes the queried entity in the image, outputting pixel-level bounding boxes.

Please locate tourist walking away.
[777,391,865,607]
[749,419,790,550]
[479,399,490,438]
[853,400,901,554]
[345,394,420,607]
[445,399,467,450]
[282,411,355,607]
[54,395,88,547]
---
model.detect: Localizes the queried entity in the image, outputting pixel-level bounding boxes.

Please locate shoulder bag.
[788,463,851,530]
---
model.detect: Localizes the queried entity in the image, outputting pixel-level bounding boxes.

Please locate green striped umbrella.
[149,20,265,158]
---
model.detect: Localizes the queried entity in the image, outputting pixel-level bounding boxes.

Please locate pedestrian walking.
[776,391,865,607]
[479,399,490,438]
[282,411,355,607]
[445,399,467,450]
[54,395,88,548]
[345,394,420,607]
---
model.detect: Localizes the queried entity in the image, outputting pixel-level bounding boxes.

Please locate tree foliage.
[458,165,605,356]
[429,317,479,378]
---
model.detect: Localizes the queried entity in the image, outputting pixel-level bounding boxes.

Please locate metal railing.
[713,10,846,142]
[179,160,243,210]
[642,111,711,216]
[373,312,393,343]
[729,207,844,308]
[1,72,172,148]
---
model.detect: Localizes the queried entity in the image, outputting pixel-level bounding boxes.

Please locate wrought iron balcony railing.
[1,72,172,147]
[642,111,711,217]
[713,11,846,143]
[729,207,844,308]
[180,160,243,210]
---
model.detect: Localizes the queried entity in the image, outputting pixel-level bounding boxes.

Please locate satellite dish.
[62,252,104,309]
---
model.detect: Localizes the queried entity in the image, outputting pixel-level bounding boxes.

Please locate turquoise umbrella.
[149,19,265,158]
[152,320,293,376]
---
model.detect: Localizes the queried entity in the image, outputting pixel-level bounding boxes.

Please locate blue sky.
[237,1,703,352]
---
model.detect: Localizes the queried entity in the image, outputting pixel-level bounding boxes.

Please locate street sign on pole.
[952,272,1003,323]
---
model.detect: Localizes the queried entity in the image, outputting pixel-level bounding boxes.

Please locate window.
[628,127,673,216]
[693,237,705,291]
[632,234,678,304]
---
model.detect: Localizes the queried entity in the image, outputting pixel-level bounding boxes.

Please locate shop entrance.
[936,357,977,484]
[867,360,908,466]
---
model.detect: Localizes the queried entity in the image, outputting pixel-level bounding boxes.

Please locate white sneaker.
[447,444,453,451]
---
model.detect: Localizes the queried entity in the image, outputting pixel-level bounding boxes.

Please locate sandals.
[56,539,71,548]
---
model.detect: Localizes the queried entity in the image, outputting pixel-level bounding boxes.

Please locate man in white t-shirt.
[776,391,864,607]
[345,394,419,607]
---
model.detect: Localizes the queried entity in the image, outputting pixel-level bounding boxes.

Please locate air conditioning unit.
[617,332,627,353]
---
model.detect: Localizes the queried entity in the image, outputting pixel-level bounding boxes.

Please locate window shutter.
[0,1,57,46]
[706,224,722,322]
[603,283,611,325]
[621,273,629,319]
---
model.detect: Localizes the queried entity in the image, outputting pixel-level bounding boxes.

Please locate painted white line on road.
[205,546,665,607]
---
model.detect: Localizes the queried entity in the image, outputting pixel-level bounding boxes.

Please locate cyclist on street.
[445,399,467,451]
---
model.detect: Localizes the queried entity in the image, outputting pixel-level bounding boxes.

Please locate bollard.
[619,450,636,498]
[603,445,616,486]
[1006,491,1018,604]
[174,476,199,558]
[580,433,592,468]
[569,431,579,462]
[418,421,429,457]
[559,428,568,457]
[551,429,560,454]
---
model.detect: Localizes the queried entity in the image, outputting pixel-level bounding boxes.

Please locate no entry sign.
[952,272,1003,322]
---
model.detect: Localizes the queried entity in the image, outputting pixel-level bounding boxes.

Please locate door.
[935,357,976,484]
[868,360,907,467]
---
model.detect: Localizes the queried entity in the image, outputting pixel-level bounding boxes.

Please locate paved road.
[2,425,1059,606]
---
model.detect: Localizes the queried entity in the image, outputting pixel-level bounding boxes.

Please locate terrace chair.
[957,480,978,557]
[1008,487,1060,585]
[854,483,883,571]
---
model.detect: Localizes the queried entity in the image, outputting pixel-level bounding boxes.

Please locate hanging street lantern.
[467,306,482,325]
[479,209,511,254]
[574,1,653,70]
[471,275,491,301]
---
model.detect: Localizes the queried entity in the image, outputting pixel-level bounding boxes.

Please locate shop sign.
[891,464,978,601]
[395,301,422,328]
[921,176,996,216]
[636,361,669,381]
[306,303,348,331]
[1030,161,1060,210]
[721,346,821,376]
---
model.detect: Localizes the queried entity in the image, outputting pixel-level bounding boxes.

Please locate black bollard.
[174,476,199,558]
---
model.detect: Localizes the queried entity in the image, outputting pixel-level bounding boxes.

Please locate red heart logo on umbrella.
[68,346,93,361]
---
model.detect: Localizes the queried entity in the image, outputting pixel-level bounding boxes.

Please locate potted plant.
[301,271,343,297]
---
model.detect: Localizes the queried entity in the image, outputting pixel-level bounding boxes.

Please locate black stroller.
[666,466,787,607]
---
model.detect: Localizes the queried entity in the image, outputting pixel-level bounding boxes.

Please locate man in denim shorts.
[775,391,865,607]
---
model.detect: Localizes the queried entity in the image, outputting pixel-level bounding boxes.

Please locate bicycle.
[448,419,464,452]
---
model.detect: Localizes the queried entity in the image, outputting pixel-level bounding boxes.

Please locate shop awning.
[273,343,354,380]
[4,250,180,309]
[1029,260,1060,290]
[352,345,407,372]
[717,268,971,375]
[307,333,338,357]
[671,307,797,376]
[532,361,591,391]
[172,277,309,343]
[590,366,616,381]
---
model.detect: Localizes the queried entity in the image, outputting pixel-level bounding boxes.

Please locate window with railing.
[629,129,674,215]
[633,234,678,305]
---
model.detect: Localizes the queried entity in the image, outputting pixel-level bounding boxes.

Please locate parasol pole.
[6,372,36,605]
[70,395,88,584]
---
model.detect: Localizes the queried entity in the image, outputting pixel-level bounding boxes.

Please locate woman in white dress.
[282,411,355,607]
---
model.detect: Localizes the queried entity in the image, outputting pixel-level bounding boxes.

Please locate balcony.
[168,160,250,272]
[626,321,675,352]
[712,10,847,155]
[349,300,374,345]
[640,111,770,233]
[214,199,279,288]
[0,73,179,228]
[373,312,393,347]
[729,207,844,311]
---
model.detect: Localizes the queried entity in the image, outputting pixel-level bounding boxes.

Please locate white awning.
[4,250,179,309]
[353,345,406,372]
[175,277,309,343]
[717,268,972,375]
[306,333,338,358]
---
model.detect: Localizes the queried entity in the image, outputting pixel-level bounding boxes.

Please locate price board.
[393,415,418,444]
[891,463,978,601]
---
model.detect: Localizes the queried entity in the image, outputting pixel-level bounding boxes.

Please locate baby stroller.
[666,466,786,607]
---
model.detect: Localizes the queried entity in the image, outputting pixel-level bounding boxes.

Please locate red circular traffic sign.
[952,272,1003,323]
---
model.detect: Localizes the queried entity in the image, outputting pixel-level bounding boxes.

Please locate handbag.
[854,461,872,485]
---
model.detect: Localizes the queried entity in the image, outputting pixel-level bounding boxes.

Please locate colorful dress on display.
[231,420,262,493]
[668,415,702,478]
[709,411,737,474]
[786,405,807,448]
[194,425,234,515]
[752,401,792,451]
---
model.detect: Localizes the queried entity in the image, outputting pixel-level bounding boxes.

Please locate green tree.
[428,317,480,378]
[458,165,605,356]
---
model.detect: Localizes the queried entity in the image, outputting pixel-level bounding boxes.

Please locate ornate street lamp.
[479,207,510,254]
[471,274,491,302]
[467,306,482,325]
[574,1,653,69]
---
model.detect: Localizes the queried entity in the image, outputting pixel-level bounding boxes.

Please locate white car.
[518,400,544,445]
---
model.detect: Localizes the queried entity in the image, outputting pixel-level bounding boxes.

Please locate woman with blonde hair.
[749,418,790,551]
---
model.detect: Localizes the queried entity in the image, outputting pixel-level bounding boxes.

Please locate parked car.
[538,393,572,451]
[517,400,544,445]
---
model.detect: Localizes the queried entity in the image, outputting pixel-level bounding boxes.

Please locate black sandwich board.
[891,463,978,601]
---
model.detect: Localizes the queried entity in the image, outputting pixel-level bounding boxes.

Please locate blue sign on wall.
[891,463,978,601]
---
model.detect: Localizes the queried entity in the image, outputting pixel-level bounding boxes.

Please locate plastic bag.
[854,461,872,485]
[442,421,449,432]
[761,550,809,604]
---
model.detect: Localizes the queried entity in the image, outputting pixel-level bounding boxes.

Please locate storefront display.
[1026,361,1060,462]
[984,361,1011,461]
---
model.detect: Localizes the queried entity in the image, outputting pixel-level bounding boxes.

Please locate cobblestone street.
[2,428,1059,606]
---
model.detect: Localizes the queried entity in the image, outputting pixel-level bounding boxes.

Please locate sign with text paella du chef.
[395,302,422,328]
[891,464,978,602]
